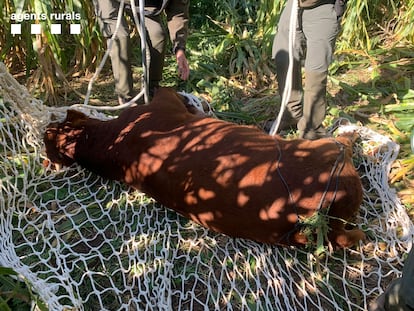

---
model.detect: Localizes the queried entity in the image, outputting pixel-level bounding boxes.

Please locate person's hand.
[175,49,190,80]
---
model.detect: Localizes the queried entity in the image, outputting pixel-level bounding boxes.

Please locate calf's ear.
[65,110,88,125]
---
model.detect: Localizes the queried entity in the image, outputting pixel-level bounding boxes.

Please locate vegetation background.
[0,0,413,309]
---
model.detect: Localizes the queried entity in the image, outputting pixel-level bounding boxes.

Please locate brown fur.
[44,88,365,248]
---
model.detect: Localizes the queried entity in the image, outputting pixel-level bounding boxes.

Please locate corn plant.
[2,0,413,102]
[338,0,414,51]
[0,0,103,104]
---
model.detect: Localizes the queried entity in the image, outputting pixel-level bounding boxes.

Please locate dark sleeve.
[335,0,347,17]
[165,0,189,53]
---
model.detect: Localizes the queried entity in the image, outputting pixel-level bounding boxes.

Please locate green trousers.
[370,245,414,311]
[272,0,340,139]
[94,0,167,99]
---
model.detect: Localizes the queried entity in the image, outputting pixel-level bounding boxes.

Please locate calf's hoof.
[330,228,366,248]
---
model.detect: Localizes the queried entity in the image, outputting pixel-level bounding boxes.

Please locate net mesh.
[1,62,413,311]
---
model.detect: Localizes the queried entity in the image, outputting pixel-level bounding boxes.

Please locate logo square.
[31,24,42,35]
[70,24,81,35]
[51,24,62,34]
[11,24,22,35]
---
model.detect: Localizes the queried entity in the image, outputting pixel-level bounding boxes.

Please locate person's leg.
[401,245,414,309]
[144,10,167,96]
[94,0,134,102]
[298,70,328,139]
[94,0,130,38]
[369,245,414,311]
[110,36,134,102]
[299,4,339,139]
[272,0,305,125]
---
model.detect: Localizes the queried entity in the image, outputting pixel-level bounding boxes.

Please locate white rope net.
[1,62,413,311]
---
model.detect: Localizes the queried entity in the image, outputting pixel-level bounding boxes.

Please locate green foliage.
[197,0,281,87]
[0,0,102,103]
[1,0,413,101]
[0,1,413,308]
[338,0,414,51]
[299,209,331,256]
[0,266,47,311]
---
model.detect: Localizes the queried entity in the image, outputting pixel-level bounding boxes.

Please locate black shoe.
[264,118,298,134]
[299,129,331,140]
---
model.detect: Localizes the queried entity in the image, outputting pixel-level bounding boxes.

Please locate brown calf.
[44,88,365,248]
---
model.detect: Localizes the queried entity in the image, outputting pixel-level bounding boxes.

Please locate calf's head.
[43,110,88,167]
